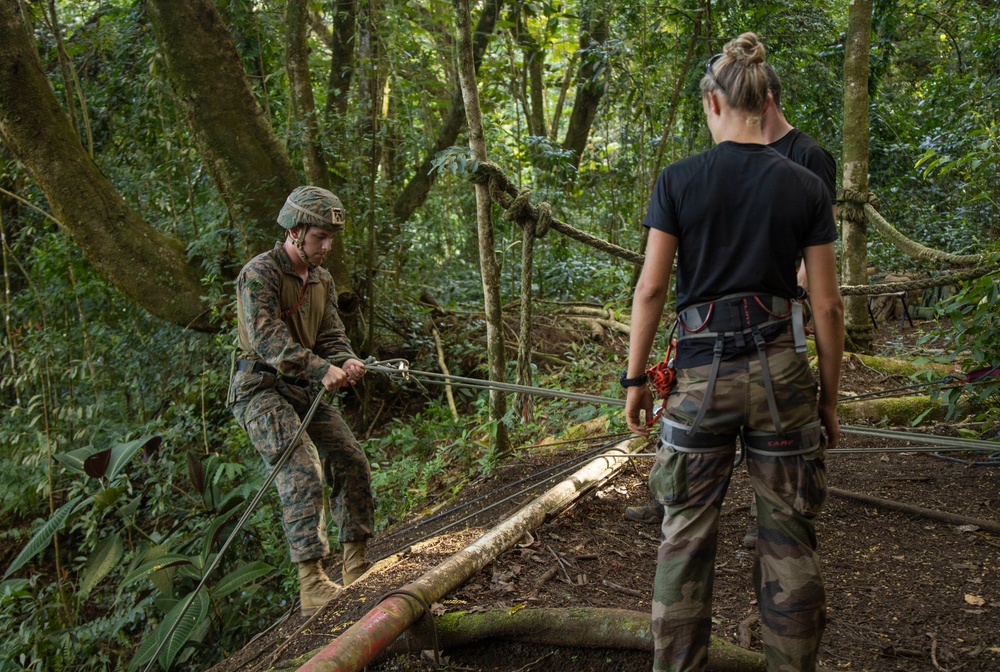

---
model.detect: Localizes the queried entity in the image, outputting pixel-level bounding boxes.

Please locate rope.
[839,263,998,295]
[471,161,995,288]
[366,359,629,408]
[471,160,644,265]
[863,202,984,267]
[368,357,996,416]
[378,589,441,665]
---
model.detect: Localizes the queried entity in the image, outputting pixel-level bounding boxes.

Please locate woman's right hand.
[625,385,655,437]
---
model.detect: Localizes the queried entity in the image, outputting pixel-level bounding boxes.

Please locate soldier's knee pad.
[743,420,823,457]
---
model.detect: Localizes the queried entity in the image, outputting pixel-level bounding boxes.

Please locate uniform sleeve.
[238,262,331,382]
[312,277,357,364]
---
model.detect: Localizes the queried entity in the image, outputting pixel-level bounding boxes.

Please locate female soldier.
[623,33,844,672]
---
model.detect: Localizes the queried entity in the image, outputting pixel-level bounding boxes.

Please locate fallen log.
[836,395,947,424]
[380,607,838,672]
[295,438,645,672]
[829,487,1000,534]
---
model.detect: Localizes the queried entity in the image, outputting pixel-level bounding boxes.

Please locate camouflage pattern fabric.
[649,331,827,671]
[230,372,373,563]
[234,243,356,380]
[229,242,372,565]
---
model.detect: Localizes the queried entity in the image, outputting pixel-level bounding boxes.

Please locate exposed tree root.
[378,607,837,672]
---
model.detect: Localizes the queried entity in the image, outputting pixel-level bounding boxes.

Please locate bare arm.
[802,241,844,448]
[625,229,678,436]
[797,206,837,291]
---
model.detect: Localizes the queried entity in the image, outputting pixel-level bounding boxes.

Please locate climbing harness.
[669,293,808,449]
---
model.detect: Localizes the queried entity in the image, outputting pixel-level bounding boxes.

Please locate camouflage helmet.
[277,186,346,232]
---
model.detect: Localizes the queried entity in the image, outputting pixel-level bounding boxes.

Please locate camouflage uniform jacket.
[235,242,356,386]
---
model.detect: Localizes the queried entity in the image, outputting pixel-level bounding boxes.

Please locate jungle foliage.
[0,0,997,670]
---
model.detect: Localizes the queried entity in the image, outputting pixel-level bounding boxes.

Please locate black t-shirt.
[769,128,836,202]
[643,141,837,366]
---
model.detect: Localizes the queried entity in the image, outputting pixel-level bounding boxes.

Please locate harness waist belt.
[659,418,734,453]
[742,421,824,457]
[677,293,793,340]
[236,360,311,387]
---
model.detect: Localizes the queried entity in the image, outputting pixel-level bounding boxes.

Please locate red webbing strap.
[281,285,309,320]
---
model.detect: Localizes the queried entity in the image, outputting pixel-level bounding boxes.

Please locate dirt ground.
[210,320,1000,672]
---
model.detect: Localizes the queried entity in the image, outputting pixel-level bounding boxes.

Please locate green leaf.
[211,561,274,599]
[3,496,84,579]
[93,486,127,510]
[53,447,99,475]
[119,554,194,592]
[200,507,241,561]
[107,435,162,480]
[160,591,210,671]
[127,591,209,672]
[79,532,124,598]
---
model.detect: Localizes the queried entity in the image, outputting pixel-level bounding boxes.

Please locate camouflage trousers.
[650,332,827,672]
[229,370,373,564]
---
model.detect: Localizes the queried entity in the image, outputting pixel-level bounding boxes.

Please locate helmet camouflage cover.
[277,186,346,232]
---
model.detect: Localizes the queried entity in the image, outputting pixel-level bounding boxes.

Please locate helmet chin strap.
[291,225,322,268]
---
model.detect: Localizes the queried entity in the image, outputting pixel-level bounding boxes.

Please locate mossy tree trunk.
[454,0,510,458]
[0,0,212,331]
[841,0,875,352]
[561,4,610,169]
[145,0,299,259]
[286,0,329,190]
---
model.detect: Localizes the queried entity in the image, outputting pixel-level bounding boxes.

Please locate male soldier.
[228,186,373,616]
[625,63,838,551]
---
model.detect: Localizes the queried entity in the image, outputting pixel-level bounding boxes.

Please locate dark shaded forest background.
[0,0,996,670]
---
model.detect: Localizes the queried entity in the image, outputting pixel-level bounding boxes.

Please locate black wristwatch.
[619,370,648,388]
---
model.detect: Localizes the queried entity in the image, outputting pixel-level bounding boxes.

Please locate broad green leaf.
[3,496,84,579]
[93,486,127,510]
[107,435,162,480]
[158,591,210,671]
[119,554,194,591]
[53,447,99,475]
[80,532,124,597]
[211,561,274,599]
[200,507,241,561]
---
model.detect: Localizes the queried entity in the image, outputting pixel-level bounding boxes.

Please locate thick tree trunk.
[323,0,357,147]
[145,0,298,257]
[286,0,329,189]
[0,0,212,331]
[391,0,501,224]
[454,0,509,458]
[561,6,610,168]
[841,0,875,352]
